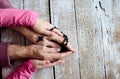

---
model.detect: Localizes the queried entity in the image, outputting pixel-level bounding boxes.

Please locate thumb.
[33,26,52,36]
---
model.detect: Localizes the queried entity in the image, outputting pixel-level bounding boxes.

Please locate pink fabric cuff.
[0,8,39,28]
[6,59,35,79]
[0,42,13,67]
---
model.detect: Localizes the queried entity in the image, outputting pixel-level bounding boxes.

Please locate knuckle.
[57,48,61,52]
[40,53,46,60]
[51,32,56,39]
[58,54,62,58]
[51,32,55,36]
[33,35,38,41]
[42,62,46,65]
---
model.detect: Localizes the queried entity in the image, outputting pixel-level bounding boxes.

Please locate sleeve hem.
[0,42,13,67]
[26,59,36,72]
[29,11,39,28]
[7,43,13,67]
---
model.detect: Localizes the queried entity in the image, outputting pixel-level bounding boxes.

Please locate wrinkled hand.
[28,45,73,62]
[9,44,72,62]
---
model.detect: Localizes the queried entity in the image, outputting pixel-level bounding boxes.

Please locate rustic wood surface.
[50,0,80,79]
[75,0,105,79]
[1,0,120,79]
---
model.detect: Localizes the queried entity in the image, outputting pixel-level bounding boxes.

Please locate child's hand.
[12,27,60,48]
[12,18,75,52]
[32,59,63,69]
[33,18,75,52]
[33,18,58,36]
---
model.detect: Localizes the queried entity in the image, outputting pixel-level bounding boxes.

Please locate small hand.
[33,18,75,52]
[12,27,60,48]
[32,59,63,69]
[12,18,75,52]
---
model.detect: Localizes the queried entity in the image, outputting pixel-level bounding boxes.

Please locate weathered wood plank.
[75,0,105,79]
[99,0,120,79]
[50,0,80,79]
[1,0,24,79]
[23,0,49,21]
[23,0,54,79]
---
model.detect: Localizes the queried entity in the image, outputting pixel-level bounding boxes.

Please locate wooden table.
[1,0,120,79]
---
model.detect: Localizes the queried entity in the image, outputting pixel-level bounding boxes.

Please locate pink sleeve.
[0,8,38,28]
[0,42,13,67]
[6,60,36,79]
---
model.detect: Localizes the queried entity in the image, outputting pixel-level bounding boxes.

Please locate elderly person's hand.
[28,45,73,62]
[8,44,73,63]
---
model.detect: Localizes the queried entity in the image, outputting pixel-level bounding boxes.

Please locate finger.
[47,32,64,44]
[33,18,53,36]
[42,59,63,68]
[34,60,51,69]
[31,59,48,67]
[36,38,61,51]
[46,31,75,53]
[52,29,63,36]
[58,51,73,58]
[53,51,73,60]
[39,60,50,65]
[40,28,53,36]
[66,42,75,52]
[44,39,61,48]
[45,47,60,53]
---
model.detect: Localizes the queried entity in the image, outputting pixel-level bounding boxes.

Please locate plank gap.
[48,0,52,24]
[74,0,81,79]
[53,66,56,79]
[49,1,56,78]
[100,15,107,79]
[23,0,24,9]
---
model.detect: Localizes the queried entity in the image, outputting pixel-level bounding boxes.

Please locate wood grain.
[75,0,105,79]
[23,0,54,79]
[99,0,120,79]
[1,0,24,79]
[2,0,120,79]
[50,0,80,79]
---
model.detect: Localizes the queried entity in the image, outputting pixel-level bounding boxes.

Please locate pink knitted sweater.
[0,9,38,67]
